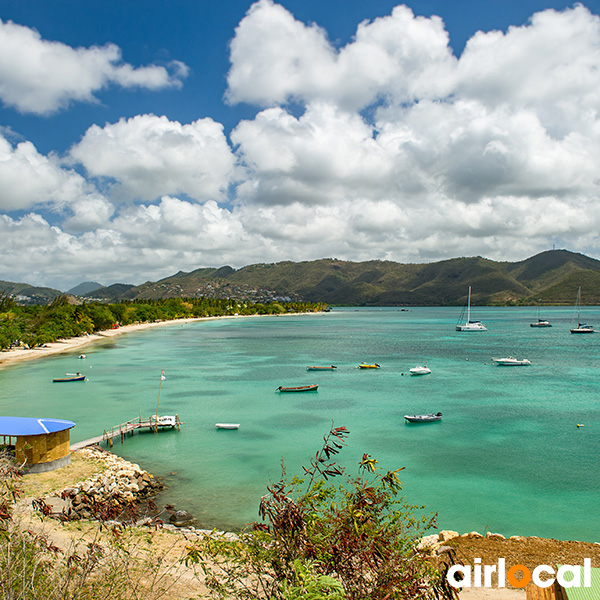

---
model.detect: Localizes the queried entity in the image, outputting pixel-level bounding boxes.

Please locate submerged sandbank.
[0,312,320,370]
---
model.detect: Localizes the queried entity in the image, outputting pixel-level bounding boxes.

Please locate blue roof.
[0,417,75,436]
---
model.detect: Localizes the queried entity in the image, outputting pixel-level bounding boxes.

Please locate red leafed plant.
[187,424,458,600]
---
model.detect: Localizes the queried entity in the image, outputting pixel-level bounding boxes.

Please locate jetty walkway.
[70,414,182,451]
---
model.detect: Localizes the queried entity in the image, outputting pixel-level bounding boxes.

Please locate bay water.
[1,306,599,542]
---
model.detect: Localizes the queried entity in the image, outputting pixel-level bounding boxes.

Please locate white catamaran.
[456,286,487,331]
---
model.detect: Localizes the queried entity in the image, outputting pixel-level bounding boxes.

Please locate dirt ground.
[449,534,600,573]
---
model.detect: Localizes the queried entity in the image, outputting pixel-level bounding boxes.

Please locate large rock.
[168,510,196,527]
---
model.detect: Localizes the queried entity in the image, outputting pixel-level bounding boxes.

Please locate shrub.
[187,426,458,600]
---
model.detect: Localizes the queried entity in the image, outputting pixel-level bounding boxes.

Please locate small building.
[0,416,76,473]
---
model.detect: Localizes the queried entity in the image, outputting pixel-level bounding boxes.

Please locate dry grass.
[19,450,109,498]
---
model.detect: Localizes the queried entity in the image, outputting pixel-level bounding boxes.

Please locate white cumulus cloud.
[69,114,236,202]
[0,19,188,115]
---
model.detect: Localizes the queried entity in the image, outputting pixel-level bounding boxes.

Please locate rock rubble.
[38,447,164,521]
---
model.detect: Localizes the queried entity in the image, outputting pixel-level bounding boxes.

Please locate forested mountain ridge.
[4,249,600,306]
[90,249,600,305]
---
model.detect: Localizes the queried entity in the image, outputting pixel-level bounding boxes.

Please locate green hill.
[0,280,63,305]
[4,249,600,306]
[104,249,600,306]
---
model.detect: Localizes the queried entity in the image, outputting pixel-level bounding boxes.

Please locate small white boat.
[409,365,432,376]
[456,286,487,331]
[404,412,442,423]
[215,423,240,429]
[492,356,532,366]
[150,415,178,426]
[78,354,86,359]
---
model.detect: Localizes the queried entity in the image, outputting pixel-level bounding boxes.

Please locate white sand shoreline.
[0,312,319,370]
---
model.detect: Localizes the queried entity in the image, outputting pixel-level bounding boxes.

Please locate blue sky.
[1,0,600,289]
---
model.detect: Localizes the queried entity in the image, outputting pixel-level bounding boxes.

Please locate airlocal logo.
[447,558,592,589]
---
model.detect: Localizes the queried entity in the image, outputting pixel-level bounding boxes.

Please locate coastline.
[0,312,318,370]
[4,307,599,600]
[22,447,600,600]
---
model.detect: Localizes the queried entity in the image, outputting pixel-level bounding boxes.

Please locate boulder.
[463,531,484,539]
[168,510,196,527]
[438,530,459,542]
[416,534,440,552]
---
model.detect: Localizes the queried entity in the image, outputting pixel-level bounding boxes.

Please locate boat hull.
[404,413,442,423]
[456,323,487,331]
[409,367,431,375]
[492,357,531,366]
[278,385,318,392]
[215,423,240,429]
[306,366,336,371]
[52,376,86,382]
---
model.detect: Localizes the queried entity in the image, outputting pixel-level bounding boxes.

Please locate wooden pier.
[70,414,182,451]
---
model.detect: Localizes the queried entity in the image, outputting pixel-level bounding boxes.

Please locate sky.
[2,0,600,290]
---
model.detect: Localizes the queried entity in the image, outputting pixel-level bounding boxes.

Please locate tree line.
[0,294,327,350]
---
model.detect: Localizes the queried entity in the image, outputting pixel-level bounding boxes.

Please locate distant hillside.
[67,281,103,296]
[0,280,63,305]
[103,249,600,306]
[82,283,136,302]
[4,250,600,306]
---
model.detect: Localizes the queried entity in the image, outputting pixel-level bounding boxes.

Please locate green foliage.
[187,426,458,600]
[281,561,346,599]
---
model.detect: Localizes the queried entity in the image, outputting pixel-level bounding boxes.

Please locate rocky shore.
[39,447,165,522]
[36,447,237,538]
[20,446,599,600]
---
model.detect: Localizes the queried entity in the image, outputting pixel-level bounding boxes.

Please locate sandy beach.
[0,318,200,369]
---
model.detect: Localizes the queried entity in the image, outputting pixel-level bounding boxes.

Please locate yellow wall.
[15,429,71,465]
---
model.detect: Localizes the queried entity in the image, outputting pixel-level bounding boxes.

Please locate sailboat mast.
[467,286,472,323]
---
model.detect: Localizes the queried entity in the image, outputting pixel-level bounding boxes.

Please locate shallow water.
[1,307,599,541]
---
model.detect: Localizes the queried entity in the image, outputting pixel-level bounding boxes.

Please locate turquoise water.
[1,307,599,542]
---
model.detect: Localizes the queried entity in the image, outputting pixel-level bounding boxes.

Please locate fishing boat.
[570,287,594,333]
[409,365,432,375]
[357,363,381,369]
[52,373,86,382]
[215,423,240,430]
[306,365,337,371]
[404,412,442,423]
[456,286,487,331]
[277,384,319,392]
[492,356,532,366]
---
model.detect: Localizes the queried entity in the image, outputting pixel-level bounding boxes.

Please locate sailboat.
[530,304,551,328]
[570,287,594,334]
[456,286,487,331]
